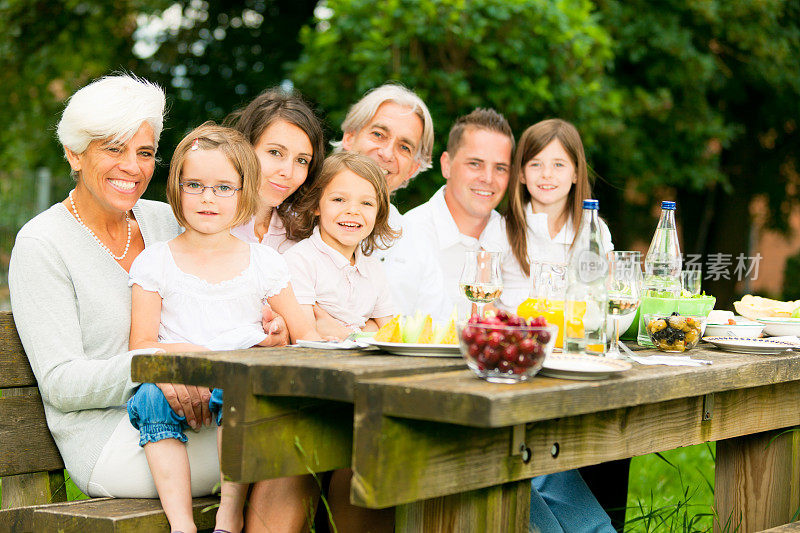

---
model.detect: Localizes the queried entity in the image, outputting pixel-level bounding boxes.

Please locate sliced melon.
[402,311,425,343]
[437,318,458,344]
[416,315,435,344]
[374,316,401,343]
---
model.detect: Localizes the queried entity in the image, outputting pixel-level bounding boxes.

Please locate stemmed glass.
[606,251,641,359]
[459,250,503,317]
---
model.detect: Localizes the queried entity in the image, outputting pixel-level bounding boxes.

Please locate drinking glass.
[606,251,641,359]
[682,269,702,296]
[459,250,503,317]
[517,261,568,347]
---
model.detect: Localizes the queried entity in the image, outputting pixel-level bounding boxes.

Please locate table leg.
[395,479,530,533]
[221,388,353,483]
[714,427,800,532]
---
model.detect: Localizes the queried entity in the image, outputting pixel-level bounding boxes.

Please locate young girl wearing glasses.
[127,122,321,533]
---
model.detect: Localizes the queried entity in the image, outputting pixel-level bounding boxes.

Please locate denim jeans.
[530,469,616,533]
[127,383,224,447]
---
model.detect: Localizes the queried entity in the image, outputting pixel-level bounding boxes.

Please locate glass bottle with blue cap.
[564,199,609,356]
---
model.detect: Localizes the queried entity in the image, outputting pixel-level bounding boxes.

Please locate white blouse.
[129,240,290,351]
[231,210,297,253]
[489,203,613,311]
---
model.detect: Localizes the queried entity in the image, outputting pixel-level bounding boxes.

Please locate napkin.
[628,354,712,367]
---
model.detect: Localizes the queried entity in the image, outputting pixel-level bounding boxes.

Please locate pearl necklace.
[69,189,132,261]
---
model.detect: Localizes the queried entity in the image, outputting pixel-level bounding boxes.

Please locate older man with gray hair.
[334,83,434,235]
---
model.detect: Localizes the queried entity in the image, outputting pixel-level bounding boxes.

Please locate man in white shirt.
[333,83,434,237]
[385,108,514,319]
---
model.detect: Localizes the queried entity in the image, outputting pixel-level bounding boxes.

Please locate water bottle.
[637,201,682,346]
[564,199,609,356]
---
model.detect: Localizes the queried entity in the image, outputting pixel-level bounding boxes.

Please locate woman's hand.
[156,383,212,429]
[261,302,290,346]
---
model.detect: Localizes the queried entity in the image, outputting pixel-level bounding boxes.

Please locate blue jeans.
[127,383,224,447]
[530,470,616,533]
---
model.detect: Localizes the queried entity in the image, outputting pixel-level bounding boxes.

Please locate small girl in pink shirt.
[283,151,400,339]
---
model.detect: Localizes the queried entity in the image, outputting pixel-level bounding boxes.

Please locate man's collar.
[429,186,501,250]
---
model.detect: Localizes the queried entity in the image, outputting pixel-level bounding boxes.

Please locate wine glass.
[459,250,503,317]
[606,251,641,359]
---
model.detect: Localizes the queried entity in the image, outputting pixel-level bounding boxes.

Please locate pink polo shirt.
[231,210,297,253]
[283,227,395,328]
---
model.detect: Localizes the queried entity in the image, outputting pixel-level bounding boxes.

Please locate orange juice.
[517,298,566,347]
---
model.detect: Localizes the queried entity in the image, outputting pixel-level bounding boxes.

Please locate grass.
[625,443,716,532]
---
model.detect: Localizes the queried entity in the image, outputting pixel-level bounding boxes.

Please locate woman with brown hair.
[226,88,325,252]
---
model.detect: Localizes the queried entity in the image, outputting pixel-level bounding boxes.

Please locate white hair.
[56,74,166,155]
[332,83,434,174]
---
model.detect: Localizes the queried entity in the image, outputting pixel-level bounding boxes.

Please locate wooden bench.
[0,311,218,532]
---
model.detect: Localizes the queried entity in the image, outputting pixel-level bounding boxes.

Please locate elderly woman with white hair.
[8,74,223,500]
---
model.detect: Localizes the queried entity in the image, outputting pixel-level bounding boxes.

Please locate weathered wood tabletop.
[132,344,800,533]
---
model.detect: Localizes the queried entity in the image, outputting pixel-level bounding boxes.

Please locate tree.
[0,0,318,262]
[0,0,167,253]
[592,0,800,306]
[291,0,622,210]
[135,0,318,197]
[292,0,800,307]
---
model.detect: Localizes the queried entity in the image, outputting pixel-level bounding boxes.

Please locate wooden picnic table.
[132,344,800,532]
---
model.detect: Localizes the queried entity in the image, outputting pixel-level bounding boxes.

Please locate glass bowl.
[457,320,558,383]
[644,313,707,353]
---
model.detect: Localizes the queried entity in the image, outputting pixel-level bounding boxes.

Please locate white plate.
[702,336,797,354]
[755,317,800,337]
[295,339,372,350]
[540,354,632,380]
[704,319,765,338]
[361,338,461,357]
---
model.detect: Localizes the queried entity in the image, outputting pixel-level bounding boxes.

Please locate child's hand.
[312,305,355,339]
[261,302,289,346]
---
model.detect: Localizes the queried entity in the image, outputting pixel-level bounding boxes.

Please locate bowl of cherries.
[458,311,558,383]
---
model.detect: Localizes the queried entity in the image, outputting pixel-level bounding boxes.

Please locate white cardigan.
[9,199,179,493]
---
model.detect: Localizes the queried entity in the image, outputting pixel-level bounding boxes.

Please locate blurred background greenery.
[0,1,798,527]
[1,0,798,309]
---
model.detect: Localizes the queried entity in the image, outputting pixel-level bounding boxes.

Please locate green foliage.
[135,0,318,198]
[291,0,622,210]
[592,0,800,198]
[626,443,716,532]
[0,0,168,230]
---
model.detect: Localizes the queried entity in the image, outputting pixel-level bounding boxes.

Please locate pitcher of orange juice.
[517,261,568,347]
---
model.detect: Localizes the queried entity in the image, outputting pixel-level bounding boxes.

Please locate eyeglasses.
[179,180,242,198]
